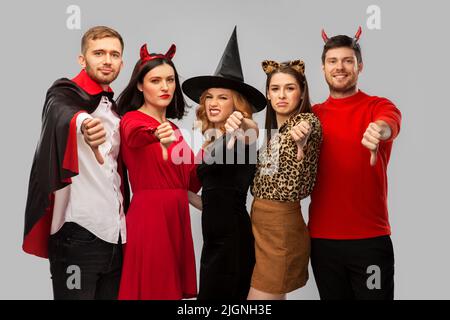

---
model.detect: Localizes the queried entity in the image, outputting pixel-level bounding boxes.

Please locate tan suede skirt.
[250,197,310,294]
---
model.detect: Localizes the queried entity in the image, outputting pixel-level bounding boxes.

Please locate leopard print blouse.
[251,112,322,202]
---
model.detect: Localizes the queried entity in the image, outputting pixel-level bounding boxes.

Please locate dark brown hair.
[264,64,312,144]
[321,35,362,64]
[116,57,187,119]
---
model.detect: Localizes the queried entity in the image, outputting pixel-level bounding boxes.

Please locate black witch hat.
[182,26,266,112]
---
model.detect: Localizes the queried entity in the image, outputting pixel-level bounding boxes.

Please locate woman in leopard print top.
[252,112,321,201]
[247,60,322,300]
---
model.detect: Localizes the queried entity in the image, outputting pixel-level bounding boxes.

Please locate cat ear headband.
[261,59,305,75]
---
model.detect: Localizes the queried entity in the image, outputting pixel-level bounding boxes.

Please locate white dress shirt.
[51,96,126,244]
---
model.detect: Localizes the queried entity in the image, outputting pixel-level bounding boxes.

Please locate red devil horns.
[165,44,176,60]
[321,29,329,43]
[321,26,362,43]
[354,26,362,41]
[140,44,151,61]
[139,43,177,66]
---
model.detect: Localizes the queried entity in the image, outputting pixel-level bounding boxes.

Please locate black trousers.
[48,222,123,300]
[311,235,394,300]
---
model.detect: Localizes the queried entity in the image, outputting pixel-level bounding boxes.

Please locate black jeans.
[311,236,395,300]
[48,222,123,300]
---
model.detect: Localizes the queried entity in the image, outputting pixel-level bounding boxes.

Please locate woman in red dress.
[116,44,200,300]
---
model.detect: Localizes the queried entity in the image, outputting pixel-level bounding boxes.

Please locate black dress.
[196,135,256,300]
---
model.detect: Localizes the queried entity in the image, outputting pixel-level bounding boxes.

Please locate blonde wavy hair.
[196,89,254,137]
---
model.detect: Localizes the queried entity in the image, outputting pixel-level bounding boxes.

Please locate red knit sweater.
[309,90,401,239]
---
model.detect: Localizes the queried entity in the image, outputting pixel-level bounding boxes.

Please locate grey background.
[0,0,448,299]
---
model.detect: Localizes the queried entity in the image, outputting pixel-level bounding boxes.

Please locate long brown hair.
[117,57,187,119]
[264,64,312,145]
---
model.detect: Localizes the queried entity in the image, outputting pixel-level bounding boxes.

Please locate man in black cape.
[23,26,129,300]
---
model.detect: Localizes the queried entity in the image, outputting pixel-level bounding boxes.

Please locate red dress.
[118,110,201,300]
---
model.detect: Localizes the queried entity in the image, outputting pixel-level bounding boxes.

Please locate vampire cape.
[22,78,130,258]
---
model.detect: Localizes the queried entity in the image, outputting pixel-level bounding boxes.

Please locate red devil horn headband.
[140,43,176,66]
[321,26,362,43]
[321,29,329,43]
[354,26,362,41]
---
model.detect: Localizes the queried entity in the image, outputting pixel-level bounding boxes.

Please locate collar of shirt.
[99,96,113,112]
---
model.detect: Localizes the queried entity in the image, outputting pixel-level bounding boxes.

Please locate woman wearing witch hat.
[182,27,266,300]
[116,43,201,299]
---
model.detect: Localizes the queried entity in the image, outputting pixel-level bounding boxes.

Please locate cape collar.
[71,69,113,96]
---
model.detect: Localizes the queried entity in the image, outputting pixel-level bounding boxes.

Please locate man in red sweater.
[309,28,401,300]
